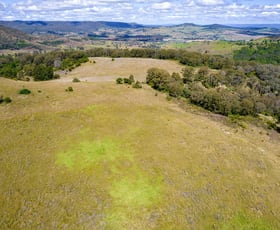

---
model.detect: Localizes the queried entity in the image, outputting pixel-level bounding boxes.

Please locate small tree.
[129,74,135,83]
[132,81,142,89]
[116,78,123,84]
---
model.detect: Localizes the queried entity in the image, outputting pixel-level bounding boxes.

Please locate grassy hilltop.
[0,58,280,229]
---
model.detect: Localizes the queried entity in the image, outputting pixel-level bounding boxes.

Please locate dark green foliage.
[65,86,73,92]
[123,78,133,85]
[116,78,123,84]
[132,81,142,89]
[0,95,12,104]
[146,68,171,91]
[146,65,280,126]
[0,60,21,78]
[19,88,31,95]
[0,50,88,81]
[146,68,184,98]
[116,76,137,86]
[33,64,54,81]
[72,77,81,82]
[234,41,280,64]
[182,66,194,84]
[4,97,12,103]
[54,74,60,79]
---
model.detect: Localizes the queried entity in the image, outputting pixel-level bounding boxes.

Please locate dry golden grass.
[57,57,184,82]
[1,65,280,229]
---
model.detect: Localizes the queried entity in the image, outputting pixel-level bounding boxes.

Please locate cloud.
[152,2,172,10]
[196,0,224,6]
[261,11,279,16]
[0,0,280,25]
[0,1,6,9]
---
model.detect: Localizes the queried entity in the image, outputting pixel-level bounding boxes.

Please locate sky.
[0,0,280,25]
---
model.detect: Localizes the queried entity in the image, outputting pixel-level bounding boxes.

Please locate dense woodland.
[1,45,279,129]
[233,39,280,64]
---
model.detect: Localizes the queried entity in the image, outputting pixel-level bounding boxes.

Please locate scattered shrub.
[132,81,142,89]
[123,78,132,85]
[65,86,74,92]
[116,78,123,84]
[19,88,31,95]
[129,74,135,83]
[54,74,60,79]
[72,77,81,82]
[4,97,12,103]
[0,96,12,104]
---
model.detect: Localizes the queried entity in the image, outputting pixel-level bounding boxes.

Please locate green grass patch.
[56,139,128,170]
[107,174,162,229]
[110,176,161,207]
[222,212,276,230]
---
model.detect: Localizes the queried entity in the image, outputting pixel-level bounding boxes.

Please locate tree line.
[0,50,88,81]
[0,46,279,128]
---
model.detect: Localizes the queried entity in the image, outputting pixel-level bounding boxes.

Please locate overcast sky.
[0,0,279,25]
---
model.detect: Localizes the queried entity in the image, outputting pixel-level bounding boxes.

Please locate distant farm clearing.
[56,57,184,82]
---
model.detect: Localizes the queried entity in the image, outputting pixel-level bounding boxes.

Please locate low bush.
[72,77,81,82]
[0,96,12,104]
[132,81,142,89]
[4,97,12,103]
[19,88,31,95]
[123,78,133,85]
[65,86,74,92]
[116,78,123,84]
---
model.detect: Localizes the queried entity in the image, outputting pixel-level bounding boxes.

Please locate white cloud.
[261,11,279,16]
[152,2,172,10]
[196,0,224,6]
[0,0,280,25]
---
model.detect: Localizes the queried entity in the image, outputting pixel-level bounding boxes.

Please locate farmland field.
[0,59,280,229]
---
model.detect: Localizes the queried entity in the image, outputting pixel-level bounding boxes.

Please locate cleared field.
[0,70,280,229]
[165,40,242,56]
[57,57,184,82]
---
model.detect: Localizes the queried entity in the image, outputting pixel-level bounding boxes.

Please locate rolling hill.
[1,21,280,42]
[0,58,280,228]
[0,24,32,49]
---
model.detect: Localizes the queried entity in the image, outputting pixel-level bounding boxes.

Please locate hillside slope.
[0,76,279,229]
[0,24,31,49]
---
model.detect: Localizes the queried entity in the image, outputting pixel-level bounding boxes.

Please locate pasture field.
[57,57,184,82]
[0,59,280,229]
[166,40,242,56]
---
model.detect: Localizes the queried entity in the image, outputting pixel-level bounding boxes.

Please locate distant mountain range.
[0,21,144,34]
[0,21,280,35]
[1,21,280,50]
